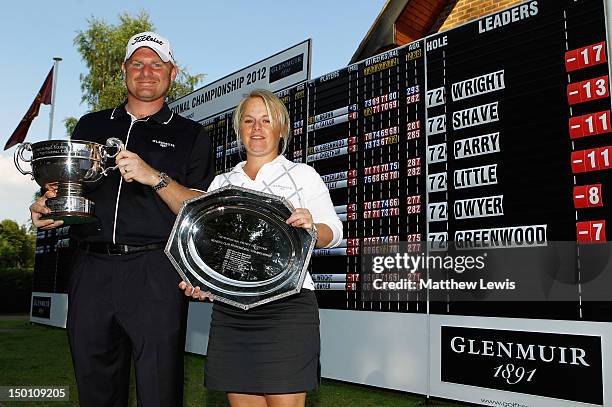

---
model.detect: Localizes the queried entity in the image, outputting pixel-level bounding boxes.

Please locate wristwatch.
[311,223,318,236]
[153,172,171,191]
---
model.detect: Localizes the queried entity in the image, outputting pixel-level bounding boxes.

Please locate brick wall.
[430,0,525,33]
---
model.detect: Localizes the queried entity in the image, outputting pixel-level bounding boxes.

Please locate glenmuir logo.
[132,34,163,46]
[441,326,603,405]
[152,140,175,148]
[450,336,590,366]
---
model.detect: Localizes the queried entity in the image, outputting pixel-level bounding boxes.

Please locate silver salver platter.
[165,185,317,310]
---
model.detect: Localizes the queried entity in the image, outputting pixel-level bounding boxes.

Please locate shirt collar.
[110,101,174,124]
[231,154,287,177]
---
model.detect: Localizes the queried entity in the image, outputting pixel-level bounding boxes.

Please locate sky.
[0,0,386,225]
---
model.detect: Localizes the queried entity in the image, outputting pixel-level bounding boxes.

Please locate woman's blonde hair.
[233,89,291,154]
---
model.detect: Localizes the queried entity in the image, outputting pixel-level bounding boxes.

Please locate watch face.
[165,185,316,310]
[154,173,169,190]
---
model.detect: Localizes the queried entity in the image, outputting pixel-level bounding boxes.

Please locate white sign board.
[169,40,311,122]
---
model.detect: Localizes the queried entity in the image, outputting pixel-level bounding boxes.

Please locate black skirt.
[204,289,320,394]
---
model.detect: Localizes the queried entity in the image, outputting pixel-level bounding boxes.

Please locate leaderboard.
[308,0,611,313]
[278,83,308,163]
[306,66,362,310]
[32,227,73,294]
[306,42,428,311]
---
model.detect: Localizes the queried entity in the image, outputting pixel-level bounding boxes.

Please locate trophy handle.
[100,137,125,176]
[14,143,33,179]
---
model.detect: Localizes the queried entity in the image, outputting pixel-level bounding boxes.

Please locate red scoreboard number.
[347,169,358,187]
[573,184,603,208]
[346,212,358,221]
[347,247,360,256]
[567,76,609,105]
[346,273,359,282]
[571,146,612,173]
[576,220,607,243]
[346,238,360,247]
[565,41,607,72]
[569,110,611,139]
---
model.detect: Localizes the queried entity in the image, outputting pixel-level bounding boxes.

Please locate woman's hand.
[178,281,214,302]
[287,208,335,248]
[285,208,314,230]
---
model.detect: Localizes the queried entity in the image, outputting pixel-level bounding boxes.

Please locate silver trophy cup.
[14,138,124,224]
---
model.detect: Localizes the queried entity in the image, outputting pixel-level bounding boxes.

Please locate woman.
[179,89,343,407]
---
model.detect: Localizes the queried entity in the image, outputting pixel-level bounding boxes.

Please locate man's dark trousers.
[67,248,187,407]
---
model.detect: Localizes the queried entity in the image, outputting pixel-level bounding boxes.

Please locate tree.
[64,11,204,136]
[64,117,79,137]
[0,220,36,269]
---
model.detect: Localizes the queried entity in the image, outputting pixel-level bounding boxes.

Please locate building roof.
[350,0,454,63]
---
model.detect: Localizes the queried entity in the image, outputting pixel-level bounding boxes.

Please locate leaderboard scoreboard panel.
[308,0,611,316]
[31,227,74,294]
[424,0,612,320]
[307,43,428,312]
[426,0,609,246]
[278,83,308,163]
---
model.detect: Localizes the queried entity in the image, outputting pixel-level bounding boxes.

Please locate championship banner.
[169,40,311,122]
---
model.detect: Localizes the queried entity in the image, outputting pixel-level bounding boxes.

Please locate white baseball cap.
[124,31,176,65]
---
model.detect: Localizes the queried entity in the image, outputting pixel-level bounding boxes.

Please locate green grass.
[0,322,77,407]
[0,320,26,329]
[0,322,464,407]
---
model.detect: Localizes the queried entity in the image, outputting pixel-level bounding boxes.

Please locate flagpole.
[48,57,62,140]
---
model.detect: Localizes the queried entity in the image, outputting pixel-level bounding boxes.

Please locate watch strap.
[153,172,170,191]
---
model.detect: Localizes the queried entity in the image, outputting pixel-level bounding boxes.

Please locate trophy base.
[42,196,96,225]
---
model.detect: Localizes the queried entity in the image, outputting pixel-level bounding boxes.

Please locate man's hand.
[114,149,201,214]
[30,187,64,230]
[116,150,160,186]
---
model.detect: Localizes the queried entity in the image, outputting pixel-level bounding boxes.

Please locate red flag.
[4,67,54,150]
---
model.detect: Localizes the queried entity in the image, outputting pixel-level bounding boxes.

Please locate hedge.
[0,268,33,313]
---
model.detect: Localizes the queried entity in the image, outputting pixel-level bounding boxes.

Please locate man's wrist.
[152,172,171,191]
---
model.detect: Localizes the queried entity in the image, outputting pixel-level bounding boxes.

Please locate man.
[30,32,213,406]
